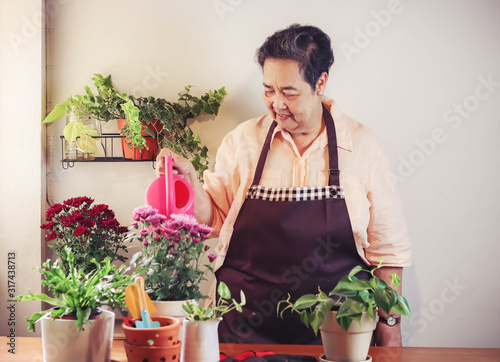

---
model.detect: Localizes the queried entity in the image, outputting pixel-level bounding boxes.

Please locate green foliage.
[119,84,227,180]
[14,248,134,332]
[182,282,246,321]
[277,261,411,334]
[41,73,227,180]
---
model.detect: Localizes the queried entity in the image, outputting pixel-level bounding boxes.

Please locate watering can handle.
[165,156,175,217]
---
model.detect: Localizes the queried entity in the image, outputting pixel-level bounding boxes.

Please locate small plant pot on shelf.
[122,315,181,362]
[116,119,160,160]
[40,309,115,362]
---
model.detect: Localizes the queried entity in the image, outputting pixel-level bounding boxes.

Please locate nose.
[272,94,287,110]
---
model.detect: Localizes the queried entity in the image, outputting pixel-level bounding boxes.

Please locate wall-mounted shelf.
[60,133,157,170]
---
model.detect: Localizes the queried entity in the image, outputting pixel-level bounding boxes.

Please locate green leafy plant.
[127,85,228,179]
[277,261,411,334]
[182,282,246,321]
[41,196,129,275]
[128,206,216,301]
[42,73,227,179]
[42,99,100,156]
[14,249,134,332]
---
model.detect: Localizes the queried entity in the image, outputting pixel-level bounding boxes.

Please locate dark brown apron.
[216,104,368,344]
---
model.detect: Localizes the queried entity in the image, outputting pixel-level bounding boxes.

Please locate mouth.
[275,112,292,121]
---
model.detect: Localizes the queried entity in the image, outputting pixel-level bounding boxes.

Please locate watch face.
[387,316,396,326]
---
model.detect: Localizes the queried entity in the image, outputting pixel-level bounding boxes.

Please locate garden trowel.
[134,277,160,329]
[125,278,157,321]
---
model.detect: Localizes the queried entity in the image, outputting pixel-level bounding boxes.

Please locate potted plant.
[127,205,217,318]
[278,261,411,362]
[41,73,227,176]
[181,282,246,362]
[14,248,135,362]
[42,96,102,160]
[118,84,227,177]
[41,196,130,275]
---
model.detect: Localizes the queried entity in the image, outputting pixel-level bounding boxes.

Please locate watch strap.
[379,315,401,326]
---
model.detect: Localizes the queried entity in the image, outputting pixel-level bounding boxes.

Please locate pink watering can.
[145,156,194,218]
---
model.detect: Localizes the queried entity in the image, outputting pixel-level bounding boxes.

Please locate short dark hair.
[256,24,334,90]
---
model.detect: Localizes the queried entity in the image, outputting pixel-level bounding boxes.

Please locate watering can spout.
[145,156,195,217]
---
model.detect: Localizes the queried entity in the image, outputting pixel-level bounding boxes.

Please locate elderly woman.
[156,24,411,346]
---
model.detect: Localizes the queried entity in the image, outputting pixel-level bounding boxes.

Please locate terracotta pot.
[122,316,181,362]
[122,316,180,347]
[123,340,181,362]
[151,299,195,348]
[40,309,115,362]
[319,311,377,362]
[116,119,161,160]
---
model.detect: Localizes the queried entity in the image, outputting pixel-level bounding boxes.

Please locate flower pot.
[116,119,161,160]
[122,316,181,362]
[40,309,115,362]
[123,340,181,362]
[122,316,180,347]
[181,318,222,362]
[151,299,195,348]
[319,311,377,362]
[151,300,193,319]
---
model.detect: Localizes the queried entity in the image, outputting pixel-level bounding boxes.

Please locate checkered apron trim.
[246,185,345,201]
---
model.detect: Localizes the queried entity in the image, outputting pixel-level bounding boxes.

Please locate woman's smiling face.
[262,58,326,137]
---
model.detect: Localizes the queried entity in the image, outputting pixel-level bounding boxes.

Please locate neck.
[291,117,325,155]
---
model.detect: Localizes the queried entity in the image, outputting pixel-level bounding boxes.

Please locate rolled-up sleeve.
[364,145,412,267]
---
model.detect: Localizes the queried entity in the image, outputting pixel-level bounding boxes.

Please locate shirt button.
[330,188,337,197]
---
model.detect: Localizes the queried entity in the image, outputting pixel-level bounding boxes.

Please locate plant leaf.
[41,100,70,124]
[76,134,98,154]
[63,121,84,143]
[374,286,398,315]
[217,281,231,300]
[391,296,411,318]
[348,265,363,277]
[292,294,318,311]
[308,310,324,336]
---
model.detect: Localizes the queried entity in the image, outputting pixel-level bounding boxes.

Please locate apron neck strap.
[323,103,340,186]
[252,103,340,186]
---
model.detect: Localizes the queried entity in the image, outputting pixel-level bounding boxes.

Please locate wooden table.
[1,337,499,361]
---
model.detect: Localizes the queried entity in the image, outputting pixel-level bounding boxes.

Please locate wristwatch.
[379,315,401,326]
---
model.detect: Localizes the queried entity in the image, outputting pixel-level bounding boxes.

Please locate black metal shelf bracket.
[60,133,157,169]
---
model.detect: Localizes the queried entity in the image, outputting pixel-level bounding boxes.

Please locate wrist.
[378,315,401,326]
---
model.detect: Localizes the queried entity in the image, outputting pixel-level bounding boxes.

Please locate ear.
[316,72,328,95]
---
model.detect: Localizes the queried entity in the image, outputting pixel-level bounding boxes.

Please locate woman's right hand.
[156,148,214,226]
[156,148,196,180]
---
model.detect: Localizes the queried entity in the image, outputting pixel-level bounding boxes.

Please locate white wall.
[0,0,44,339]
[2,0,499,348]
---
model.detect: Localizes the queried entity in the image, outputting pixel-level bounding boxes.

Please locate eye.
[284,93,298,100]
[265,90,275,97]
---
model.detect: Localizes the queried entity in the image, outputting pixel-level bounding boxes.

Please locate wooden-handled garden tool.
[133,277,160,329]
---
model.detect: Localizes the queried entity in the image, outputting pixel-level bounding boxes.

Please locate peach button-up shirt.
[203,97,412,273]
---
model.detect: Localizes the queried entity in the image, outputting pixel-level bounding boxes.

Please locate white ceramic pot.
[151,300,193,319]
[40,310,115,362]
[319,311,377,362]
[181,318,222,362]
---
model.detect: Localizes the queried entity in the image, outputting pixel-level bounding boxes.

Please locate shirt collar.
[269,97,353,152]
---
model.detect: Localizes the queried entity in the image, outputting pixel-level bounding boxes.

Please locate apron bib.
[216,104,368,344]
